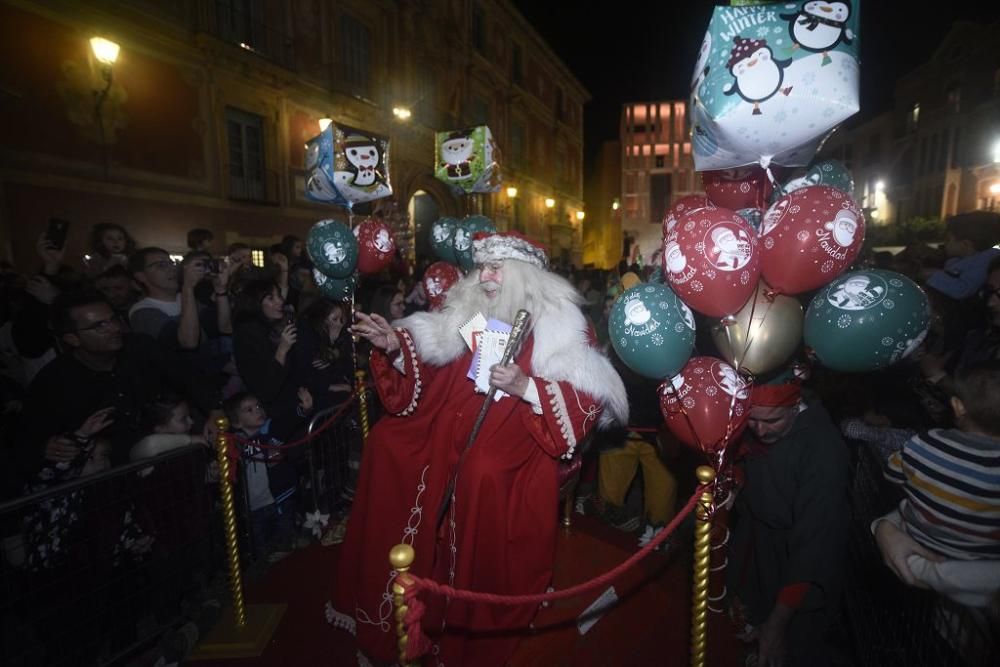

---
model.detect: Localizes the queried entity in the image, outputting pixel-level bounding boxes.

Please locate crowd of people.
[1,210,998,666]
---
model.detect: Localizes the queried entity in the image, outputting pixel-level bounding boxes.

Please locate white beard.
[394,261,628,426]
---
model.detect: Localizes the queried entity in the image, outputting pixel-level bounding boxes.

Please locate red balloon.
[353,218,396,275]
[702,166,773,210]
[659,356,750,454]
[759,185,865,295]
[665,207,760,318]
[422,261,462,310]
[662,194,715,239]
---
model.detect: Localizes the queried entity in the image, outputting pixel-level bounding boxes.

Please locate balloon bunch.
[420,214,499,310]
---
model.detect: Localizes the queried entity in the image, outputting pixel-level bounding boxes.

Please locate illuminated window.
[251,249,265,267]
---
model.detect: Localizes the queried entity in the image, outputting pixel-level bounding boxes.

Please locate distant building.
[582,140,621,269]
[0,0,587,269]
[819,21,1000,227]
[619,101,698,266]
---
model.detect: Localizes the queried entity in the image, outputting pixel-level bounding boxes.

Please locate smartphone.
[46,218,71,250]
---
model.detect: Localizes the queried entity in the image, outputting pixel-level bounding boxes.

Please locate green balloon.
[609,283,696,379]
[313,269,358,302]
[430,217,459,264]
[804,270,930,373]
[784,159,855,198]
[454,215,497,271]
[307,219,358,279]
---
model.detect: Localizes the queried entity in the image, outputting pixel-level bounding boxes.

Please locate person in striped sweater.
[873,360,1000,607]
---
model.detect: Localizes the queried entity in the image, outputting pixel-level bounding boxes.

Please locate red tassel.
[403,586,432,661]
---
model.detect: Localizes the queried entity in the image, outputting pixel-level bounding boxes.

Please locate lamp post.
[90,37,119,180]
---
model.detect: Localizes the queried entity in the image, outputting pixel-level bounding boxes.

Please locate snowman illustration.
[453,228,470,251]
[690,33,712,98]
[824,209,859,247]
[707,225,752,271]
[665,241,687,274]
[780,1,854,66]
[323,241,347,266]
[342,134,384,187]
[624,296,652,327]
[715,365,748,398]
[760,199,790,236]
[723,36,793,116]
[440,130,476,180]
[828,275,885,310]
[374,228,393,253]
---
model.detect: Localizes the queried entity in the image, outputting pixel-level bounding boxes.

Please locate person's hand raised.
[350,312,400,354]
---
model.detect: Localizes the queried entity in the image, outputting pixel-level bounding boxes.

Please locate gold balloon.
[620,272,641,291]
[710,282,803,376]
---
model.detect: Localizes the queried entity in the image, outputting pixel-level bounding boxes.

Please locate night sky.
[511,1,1000,172]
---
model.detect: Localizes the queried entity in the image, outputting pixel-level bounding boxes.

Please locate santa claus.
[329,232,627,667]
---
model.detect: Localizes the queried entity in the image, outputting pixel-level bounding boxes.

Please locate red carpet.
[188,515,741,666]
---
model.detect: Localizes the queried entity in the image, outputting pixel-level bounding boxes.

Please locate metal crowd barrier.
[844,440,999,666]
[0,445,219,666]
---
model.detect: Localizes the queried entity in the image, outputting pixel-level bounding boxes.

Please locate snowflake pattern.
[705,386,718,397]
[734,404,744,417]
[821,260,835,273]
[674,322,686,333]
[685,221,696,232]
[765,237,776,249]
[705,268,716,280]
[683,397,696,409]
[644,286,656,293]
[695,241,706,253]
[883,299,895,310]
[889,279,903,287]
[651,333,663,346]
[693,367,705,375]
[690,281,704,292]
[797,230,811,242]
[838,314,852,329]
[740,271,750,285]
[659,301,670,310]
[881,337,894,347]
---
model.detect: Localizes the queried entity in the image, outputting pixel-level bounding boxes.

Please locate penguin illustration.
[780,1,854,66]
[723,37,793,116]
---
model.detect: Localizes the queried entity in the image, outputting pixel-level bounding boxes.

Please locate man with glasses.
[127,247,232,350]
[14,291,219,488]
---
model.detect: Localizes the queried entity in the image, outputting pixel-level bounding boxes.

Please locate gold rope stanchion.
[690,465,716,667]
[356,368,370,439]
[390,544,419,667]
[189,416,286,659]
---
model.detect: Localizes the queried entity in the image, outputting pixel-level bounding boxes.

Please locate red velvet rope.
[229,388,366,451]
[406,484,704,606]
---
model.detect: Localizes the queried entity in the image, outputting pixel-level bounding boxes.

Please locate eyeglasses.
[75,314,123,333]
[143,259,175,271]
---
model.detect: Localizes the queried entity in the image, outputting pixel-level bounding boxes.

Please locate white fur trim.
[396,329,421,416]
[544,381,577,459]
[395,270,628,427]
[473,234,548,269]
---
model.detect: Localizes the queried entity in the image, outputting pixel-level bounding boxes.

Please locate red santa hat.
[472,231,549,269]
[728,37,767,70]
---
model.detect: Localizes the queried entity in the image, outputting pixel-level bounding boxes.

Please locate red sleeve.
[522,378,602,459]
[777,582,810,609]
[369,328,436,416]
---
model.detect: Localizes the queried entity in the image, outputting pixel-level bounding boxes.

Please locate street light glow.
[993,140,1000,164]
[506,187,518,198]
[576,211,585,221]
[392,107,412,120]
[545,198,555,208]
[90,37,120,65]
[875,180,885,192]
[611,199,620,211]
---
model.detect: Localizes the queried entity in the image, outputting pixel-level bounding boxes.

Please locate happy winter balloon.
[666,207,760,318]
[304,123,392,208]
[453,215,497,271]
[689,2,860,170]
[609,283,695,380]
[435,126,502,194]
[422,261,462,311]
[353,218,396,275]
[702,166,773,210]
[307,219,359,279]
[662,194,716,239]
[313,269,358,302]
[660,356,750,454]
[759,185,864,294]
[430,217,460,264]
[804,270,930,373]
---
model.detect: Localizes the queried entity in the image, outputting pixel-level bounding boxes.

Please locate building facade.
[582,139,620,269]
[0,0,587,271]
[619,100,697,266]
[819,21,1000,227]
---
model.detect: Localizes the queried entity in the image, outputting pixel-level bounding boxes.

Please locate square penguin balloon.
[434,126,503,194]
[689,1,861,171]
[304,123,393,207]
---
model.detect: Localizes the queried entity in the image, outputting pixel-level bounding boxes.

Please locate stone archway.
[404,173,459,264]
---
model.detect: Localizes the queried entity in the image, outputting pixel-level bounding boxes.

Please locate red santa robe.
[328,290,627,667]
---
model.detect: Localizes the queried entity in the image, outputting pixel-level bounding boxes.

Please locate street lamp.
[544,197,555,209]
[506,186,518,199]
[576,211,585,221]
[875,180,885,192]
[611,199,620,211]
[90,37,120,180]
[392,106,412,120]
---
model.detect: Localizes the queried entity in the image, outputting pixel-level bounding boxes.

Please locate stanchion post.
[356,369,370,440]
[390,544,418,667]
[188,416,286,660]
[215,415,247,627]
[690,466,716,667]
